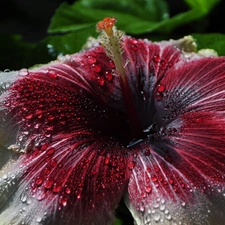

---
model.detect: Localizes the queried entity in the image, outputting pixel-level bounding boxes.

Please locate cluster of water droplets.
[84,48,115,87]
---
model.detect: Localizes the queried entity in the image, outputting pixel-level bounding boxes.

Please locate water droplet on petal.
[25,114,33,119]
[36,217,42,223]
[65,187,71,194]
[181,202,186,207]
[145,186,152,193]
[35,177,44,186]
[105,71,113,81]
[62,197,67,206]
[53,183,62,193]
[36,190,46,201]
[44,178,54,189]
[107,60,115,68]
[46,147,55,156]
[105,156,110,165]
[153,213,161,222]
[87,55,97,64]
[91,63,102,73]
[157,84,165,93]
[128,161,136,170]
[20,193,27,203]
[97,77,105,86]
[153,55,161,63]
[151,175,158,182]
[47,71,58,79]
[144,149,151,156]
[19,69,29,76]
[160,204,165,211]
[166,214,172,220]
[139,202,145,212]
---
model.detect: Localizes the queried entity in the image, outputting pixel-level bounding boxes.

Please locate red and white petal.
[126,57,225,225]
[0,132,131,225]
[126,146,225,225]
[0,45,131,224]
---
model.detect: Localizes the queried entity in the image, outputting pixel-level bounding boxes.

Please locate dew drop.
[105,156,110,165]
[144,149,151,156]
[153,55,161,63]
[44,178,54,189]
[46,147,55,156]
[19,69,29,76]
[20,193,27,203]
[36,217,42,223]
[97,77,105,86]
[25,114,33,119]
[91,63,102,73]
[47,71,58,79]
[128,161,136,170]
[105,71,113,81]
[181,202,186,207]
[155,92,163,101]
[157,84,165,93]
[77,194,81,199]
[36,190,46,201]
[65,187,71,194]
[107,60,115,68]
[35,177,44,186]
[145,186,152,193]
[166,214,172,220]
[53,183,62,193]
[139,202,145,212]
[2,174,7,180]
[62,197,67,206]
[153,213,161,222]
[34,123,41,129]
[160,204,165,211]
[87,55,97,64]
[153,202,160,208]
[141,90,146,101]
[168,178,174,185]
[151,175,158,182]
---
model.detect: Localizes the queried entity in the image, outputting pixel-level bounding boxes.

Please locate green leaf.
[0,35,34,70]
[185,0,220,12]
[48,0,169,34]
[24,27,97,68]
[192,33,225,56]
[48,0,220,35]
[113,218,123,225]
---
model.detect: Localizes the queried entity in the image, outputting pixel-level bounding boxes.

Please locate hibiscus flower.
[0,17,225,225]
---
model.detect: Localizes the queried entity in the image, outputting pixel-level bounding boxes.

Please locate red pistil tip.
[97,17,117,36]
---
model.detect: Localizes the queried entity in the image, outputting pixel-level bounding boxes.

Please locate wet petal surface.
[126,58,225,225]
[0,34,225,225]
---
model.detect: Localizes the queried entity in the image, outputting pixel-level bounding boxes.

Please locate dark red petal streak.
[122,38,181,128]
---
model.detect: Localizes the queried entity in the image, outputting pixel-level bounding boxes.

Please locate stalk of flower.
[0,17,225,225]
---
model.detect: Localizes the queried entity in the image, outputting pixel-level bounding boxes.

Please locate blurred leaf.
[48,0,220,35]
[113,218,123,225]
[192,33,225,56]
[0,35,34,70]
[24,27,97,68]
[48,0,169,34]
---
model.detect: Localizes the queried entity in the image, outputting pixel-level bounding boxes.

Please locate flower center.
[97,18,145,143]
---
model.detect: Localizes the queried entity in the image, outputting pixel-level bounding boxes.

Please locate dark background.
[0,0,224,43]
